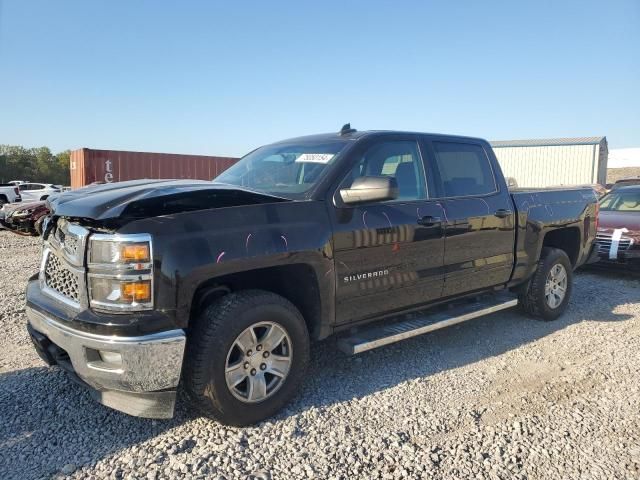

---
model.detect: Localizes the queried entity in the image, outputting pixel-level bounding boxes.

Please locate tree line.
[0,145,71,186]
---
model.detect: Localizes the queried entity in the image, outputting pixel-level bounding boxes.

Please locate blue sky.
[1,0,638,156]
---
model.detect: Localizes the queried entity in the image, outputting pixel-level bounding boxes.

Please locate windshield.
[599,190,640,212]
[213,140,349,199]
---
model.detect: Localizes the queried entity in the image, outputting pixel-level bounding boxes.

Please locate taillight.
[14,187,19,195]
[594,202,600,231]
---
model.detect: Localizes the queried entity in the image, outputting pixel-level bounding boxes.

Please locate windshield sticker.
[295,153,335,164]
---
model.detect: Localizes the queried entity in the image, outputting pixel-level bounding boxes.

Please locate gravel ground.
[1,230,639,480]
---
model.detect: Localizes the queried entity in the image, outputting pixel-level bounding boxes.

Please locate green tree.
[0,145,71,185]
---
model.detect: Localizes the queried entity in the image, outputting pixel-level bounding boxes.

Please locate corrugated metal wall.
[492,144,599,187]
[70,149,238,189]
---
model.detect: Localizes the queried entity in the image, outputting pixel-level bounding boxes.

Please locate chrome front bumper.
[26,306,186,419]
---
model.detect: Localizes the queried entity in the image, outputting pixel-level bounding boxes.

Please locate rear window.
[432,142,496,197]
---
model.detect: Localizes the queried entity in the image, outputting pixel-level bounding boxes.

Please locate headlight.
[14,208,33,216]
[89,277,152,307]
[88,233,153,312]
[90,239,151,265]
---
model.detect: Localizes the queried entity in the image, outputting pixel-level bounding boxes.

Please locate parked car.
[18,183,61,202]
[25,127,599,425]
[0,184,22,206]
[595,185,640,266]
[610,177,640,191]
[0,200,50,236]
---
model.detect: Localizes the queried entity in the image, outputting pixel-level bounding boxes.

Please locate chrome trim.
[39,247,86,310]
[48,219,89,267]
[88,262,153,273]
[87,271,153,280]
[40,220,90,309]
[26,305,185,393]
[338,295,518,355]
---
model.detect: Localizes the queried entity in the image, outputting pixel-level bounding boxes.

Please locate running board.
[337,292,518,355]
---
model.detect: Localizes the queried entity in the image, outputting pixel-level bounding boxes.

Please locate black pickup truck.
[25,127,599,425]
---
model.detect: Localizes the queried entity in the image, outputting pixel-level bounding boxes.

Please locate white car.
[18,183,61,202]
[0,184,22,206]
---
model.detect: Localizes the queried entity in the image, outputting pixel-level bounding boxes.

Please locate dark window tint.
[345,141,427,201]
[432,142,496,197]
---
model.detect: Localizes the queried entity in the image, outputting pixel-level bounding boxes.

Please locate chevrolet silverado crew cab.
[26,126,599,425]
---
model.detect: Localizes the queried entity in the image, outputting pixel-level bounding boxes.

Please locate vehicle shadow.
[0,273,635,479]
[282,271,636,417]
[581,263,640,279]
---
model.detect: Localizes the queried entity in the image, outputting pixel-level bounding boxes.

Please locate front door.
[329,137,446,325]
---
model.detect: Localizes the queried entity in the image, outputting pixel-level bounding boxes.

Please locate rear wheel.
[0,196,7,207]
[519,247,573,321]
[184,290,310,426]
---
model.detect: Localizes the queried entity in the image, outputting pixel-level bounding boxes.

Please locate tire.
[0,196,7,207]
[519,247,573,321]
[183,290,310,426]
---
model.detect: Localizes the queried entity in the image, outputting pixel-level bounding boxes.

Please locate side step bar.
[337,292,518,355]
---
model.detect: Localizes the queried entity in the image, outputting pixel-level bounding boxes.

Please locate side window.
[344,141,427,201]
[432,142,497,197]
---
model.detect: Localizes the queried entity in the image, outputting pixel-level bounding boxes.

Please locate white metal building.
[490,137,608,188]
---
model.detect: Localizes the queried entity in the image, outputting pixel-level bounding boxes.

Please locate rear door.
[329,135,446,324]
[426,139,515,297]
[19,184,41,202]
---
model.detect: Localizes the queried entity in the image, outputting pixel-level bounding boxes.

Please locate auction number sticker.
[295,153,335,164]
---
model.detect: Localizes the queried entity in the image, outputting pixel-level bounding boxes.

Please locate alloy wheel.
[224,321,293,403]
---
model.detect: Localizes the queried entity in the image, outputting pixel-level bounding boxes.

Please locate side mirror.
[339,176,398,205]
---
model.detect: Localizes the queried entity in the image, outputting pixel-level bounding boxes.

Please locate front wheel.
[519,247,573,321]
[183,290,310,426]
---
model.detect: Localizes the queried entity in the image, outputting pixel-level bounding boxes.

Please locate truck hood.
[598,210,640,233]
[49,179,289,221]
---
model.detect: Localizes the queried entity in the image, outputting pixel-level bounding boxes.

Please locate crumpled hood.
[49,179,288,221]
[2,200,46,214]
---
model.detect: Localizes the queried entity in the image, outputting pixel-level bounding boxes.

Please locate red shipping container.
[69,148,239,189]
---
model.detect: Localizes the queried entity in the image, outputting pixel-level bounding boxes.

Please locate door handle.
[494,209,512,218]
[417,215,442,226]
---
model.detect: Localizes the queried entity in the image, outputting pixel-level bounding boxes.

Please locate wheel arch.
[541,227,581,267]
[189,263,325,340]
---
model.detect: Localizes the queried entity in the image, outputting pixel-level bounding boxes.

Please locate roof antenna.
[340,123,356,136]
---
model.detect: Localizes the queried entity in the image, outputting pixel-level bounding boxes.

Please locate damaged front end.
[27,216,185,418]
[26,180,290,418]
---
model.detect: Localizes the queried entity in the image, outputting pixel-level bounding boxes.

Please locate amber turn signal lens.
[120,243,150,263]
[121,281,151,303]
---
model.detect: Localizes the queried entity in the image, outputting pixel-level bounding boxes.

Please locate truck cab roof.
[271,129,489,146]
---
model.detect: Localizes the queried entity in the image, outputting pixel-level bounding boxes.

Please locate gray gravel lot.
[1,230,639,480]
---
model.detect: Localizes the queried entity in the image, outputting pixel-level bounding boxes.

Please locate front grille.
[44,252,80,303]
[596,232,633,256]
[55,226,80,257]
